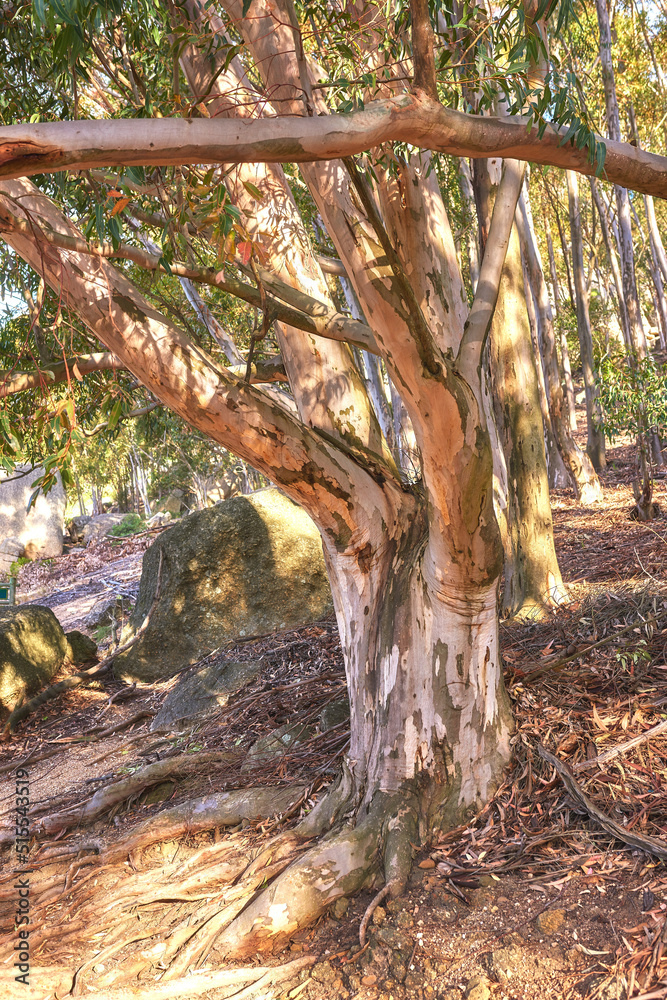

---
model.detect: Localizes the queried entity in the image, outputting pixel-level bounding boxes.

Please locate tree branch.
[1,99,666,197]
[0,352,125,397]
[410,0,438,100]
[456,159,526,377]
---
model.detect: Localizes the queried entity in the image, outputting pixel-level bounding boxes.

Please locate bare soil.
[2,445,667,1000]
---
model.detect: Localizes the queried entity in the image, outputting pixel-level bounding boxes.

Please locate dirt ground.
[2,443,667,1000]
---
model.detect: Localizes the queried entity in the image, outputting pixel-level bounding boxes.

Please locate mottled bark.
[2,98,667,196]
[567,170,606,471]
[488,223,567,616]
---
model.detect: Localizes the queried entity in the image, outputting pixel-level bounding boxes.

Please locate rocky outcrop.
[0,466,66,560]
[0,606,68,711]
[114,488,333,682]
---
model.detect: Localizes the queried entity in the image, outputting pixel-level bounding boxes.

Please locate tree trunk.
[595,0,648,359]
[213,501,513,958]
[590,177,631,347]
[488,223,567,616]
[567,170,606,471]
[516,189,602,503]
[520,245,569,488]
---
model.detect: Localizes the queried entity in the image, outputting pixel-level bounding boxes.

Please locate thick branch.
[1,98,666,197]
[0,352,124,397]
[457,160,525,377]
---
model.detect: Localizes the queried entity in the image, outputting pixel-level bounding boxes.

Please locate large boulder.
[0,606,68,711]
[114,488,333,682]
[0,537,25,578]
[0,466,66,560]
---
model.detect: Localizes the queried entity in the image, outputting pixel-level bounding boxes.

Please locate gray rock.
[0,606,67,710]
[81,514,127,545]
[0,466,66,559]
[65,631,98,665]
[154,489,184,517]
[68,515,92,543]
[0,537,25,558]
[85,595,126,630]
[114,489,333,682]
[146,511,172,528]
[243,721,314,771]
[318,699,350,732]
[151,659,262,731]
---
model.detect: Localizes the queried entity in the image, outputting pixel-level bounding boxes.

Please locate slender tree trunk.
[567,170,606,471]
[644,197,667,349]
[488,224,567,615]
[595,0,648,358]
[516,191,602,502]
[520,244,569,488]
[543,213,577,429]
[590,177,631,347]
[458,158,480,292]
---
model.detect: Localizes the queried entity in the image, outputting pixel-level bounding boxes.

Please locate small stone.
[477,875,497,888]
[463,976,492,1000]
[419,857,436,869]
[372,905,386,926]
[361,974,378,986]
[332,897,350,919]
[536,908,565,935]
[396,910,414,929]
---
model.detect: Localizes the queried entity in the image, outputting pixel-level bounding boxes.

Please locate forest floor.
[2,442,667,1000]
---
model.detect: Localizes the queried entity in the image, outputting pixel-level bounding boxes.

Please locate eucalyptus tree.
[1,0,666,964]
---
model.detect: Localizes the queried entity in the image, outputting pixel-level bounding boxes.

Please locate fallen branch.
[573,718,667,772]
[537,744,667,860]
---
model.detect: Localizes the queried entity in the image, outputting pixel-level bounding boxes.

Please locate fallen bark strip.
[537,745,667,860]
[573,718,667,772]
[82,955,314,1000]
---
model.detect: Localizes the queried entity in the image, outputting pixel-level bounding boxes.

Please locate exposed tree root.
[101,784,307,863]
[23,751,241,840]
[212,788,415,960]
[87,956,314,1000]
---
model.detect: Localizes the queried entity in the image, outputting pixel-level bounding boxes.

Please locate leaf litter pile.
[2,462,667,997]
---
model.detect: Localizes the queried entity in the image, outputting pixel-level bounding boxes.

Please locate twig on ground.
[573,718,667,772]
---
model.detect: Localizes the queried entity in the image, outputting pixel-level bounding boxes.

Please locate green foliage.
[596,350,667,445]
[108,512,146,536]
[9,556,30,577]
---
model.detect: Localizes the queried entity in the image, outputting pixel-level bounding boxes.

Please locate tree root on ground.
[89,956,315,1000]
[0,768,423,990]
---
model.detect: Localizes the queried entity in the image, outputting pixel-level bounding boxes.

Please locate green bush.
[9,556,29,576]
[108,513,146,537]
